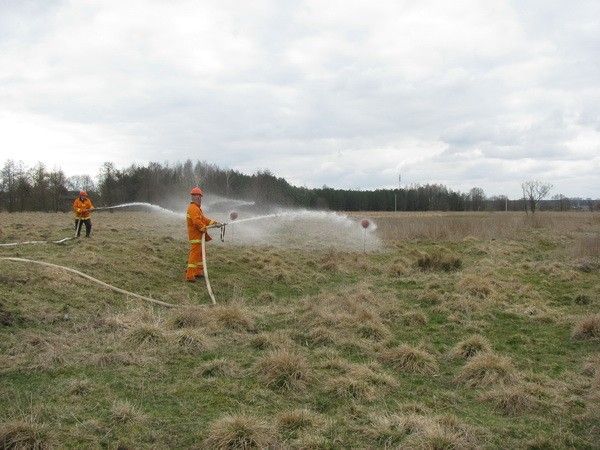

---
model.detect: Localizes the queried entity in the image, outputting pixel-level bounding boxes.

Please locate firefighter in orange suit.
[73,191,94,237]
[186,187,219,282]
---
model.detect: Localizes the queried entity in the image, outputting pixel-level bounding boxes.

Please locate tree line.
[0,159,597,213]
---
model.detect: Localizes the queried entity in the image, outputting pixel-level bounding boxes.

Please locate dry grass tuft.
[196,358,240,378]
[172,330,212,354]
[255,349,311,390]
[276,409,318,433]
[209,304,256,332]
[401,310,428,326]
[479,386,538,415]
[572,314,600,341]
[0,419,49,450]
[450,335,492,360]
[124,324,166,347]
[416,251,462,272]
[110,400,145,423]
[249,331,293,350]
[256,291,276,303]
[204,414,275,449]
[168,307,204,329]
[367,413,475,449]
[457,275,493,298]
[379,345,438,375]
[324,374,377,401]
[456,353,518,388]
[66,378,93,396]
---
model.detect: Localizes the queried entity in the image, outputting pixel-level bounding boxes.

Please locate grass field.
[1,211,599,448]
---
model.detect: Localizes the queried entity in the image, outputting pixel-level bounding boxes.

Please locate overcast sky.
[1,0,599,198]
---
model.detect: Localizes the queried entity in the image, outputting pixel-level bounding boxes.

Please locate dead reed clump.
[124,324,166,347]
[110,400,145,423]
[0,419,49,450]
[204,414,275,449]
[456,353,518,388]
[457,274,493,299]
[416,251,462,272]
[379,345,438,375]
[572,314,600,341]
[479,386,538,415]
[196,358,240,379]
[255,348,311,390]
[450,335,492,360]
[573,233,600,258]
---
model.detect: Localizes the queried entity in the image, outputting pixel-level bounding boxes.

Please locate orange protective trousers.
[185,202,215,281]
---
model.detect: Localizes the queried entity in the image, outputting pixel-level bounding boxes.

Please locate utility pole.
[394,173,401,212]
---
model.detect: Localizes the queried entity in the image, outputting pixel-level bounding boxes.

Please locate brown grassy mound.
[416,251,462,272]
[276,409,318,433]
[168,307,204,328]
[456,353,518,388]
[379,345,438,375]
[0,420,49,449]
[450,335,492,360]
[479,386,537,415]
[367,413,475,448]
[110,400,145,423]
[204,414,275,449]
[172,330,213,354]
[209,304,256,332]
[255,349,311,390]
[572,314,600,341]
[457,274,493,298]
[196,358,240,378]
[124,324,166,347]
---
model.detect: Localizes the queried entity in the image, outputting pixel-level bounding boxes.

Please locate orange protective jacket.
[186,202,215,243]
[73,197,94,220]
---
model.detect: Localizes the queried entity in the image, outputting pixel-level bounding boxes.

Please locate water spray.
[361,219,370,253]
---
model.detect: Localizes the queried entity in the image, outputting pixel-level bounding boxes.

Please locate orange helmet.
[190,187,203,196]
[79,191,88,197]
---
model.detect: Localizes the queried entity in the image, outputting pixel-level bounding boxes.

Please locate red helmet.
[79,191,88,197]
[190,187,203,196]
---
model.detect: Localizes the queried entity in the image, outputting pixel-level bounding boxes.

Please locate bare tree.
[522,180,553,214]
[469,187,485,211]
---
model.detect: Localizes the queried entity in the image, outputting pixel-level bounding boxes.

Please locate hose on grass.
[0,257,176,308]
[0,236,76,247]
